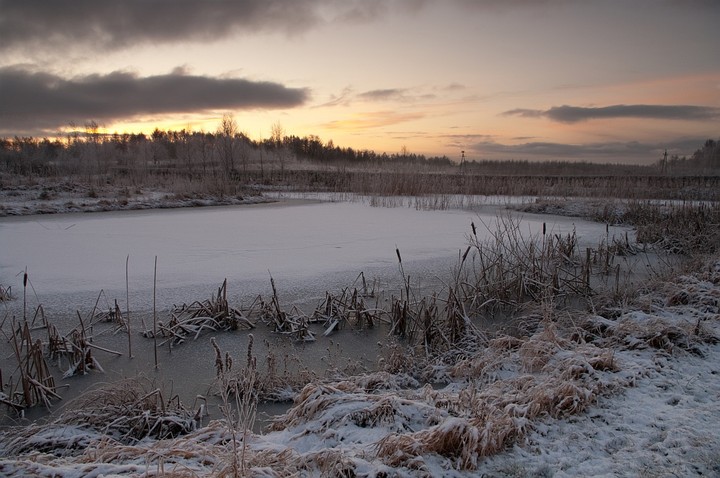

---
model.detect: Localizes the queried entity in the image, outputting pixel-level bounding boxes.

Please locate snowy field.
[0,194,718,477]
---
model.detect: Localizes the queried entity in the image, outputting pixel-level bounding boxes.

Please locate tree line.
[1,119,717,179]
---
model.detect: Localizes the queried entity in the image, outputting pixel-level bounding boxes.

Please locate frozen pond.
[0,198,623,310]
[0,198,632,422]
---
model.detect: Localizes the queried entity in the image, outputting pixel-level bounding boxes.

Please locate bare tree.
[219,113,238,175]
[270,121,286,176]
[270,121,284,147]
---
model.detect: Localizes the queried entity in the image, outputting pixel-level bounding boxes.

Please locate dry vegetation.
[1,131,719,216]
[1,130,720,475]
[2,255,717,475]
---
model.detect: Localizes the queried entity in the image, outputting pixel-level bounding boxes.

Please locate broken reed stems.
[151,280,253,346]
[8,319,59,409]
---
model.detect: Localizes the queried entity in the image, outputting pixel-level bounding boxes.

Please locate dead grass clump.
[242,448,303,477]
[600,311,717,356]
[378,341,418,374]
[450,335,523,381]
[518,321,569,372]
[268,383,344,430]
[518,337,559,373]
[338,371,420,393]
[148,280,254,346]
[377,316,623,470]
[59,378,200,443]
[1,424,109,458]
[2,419,300,476]
[348,396,409,429]
[378,416,481,470]
[668,275,720,313]
[270,379,436,437]
[620,202,720,255]
[302,449,357,478]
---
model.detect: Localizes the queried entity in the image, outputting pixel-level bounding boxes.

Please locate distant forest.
[1,119,718,180]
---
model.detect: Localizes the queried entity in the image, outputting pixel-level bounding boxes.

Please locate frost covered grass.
[516,197,720,256]
[0,178,270,217]
[2,168,720,218]
[1,254,719,476]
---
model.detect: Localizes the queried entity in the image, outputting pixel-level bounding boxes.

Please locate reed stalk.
[153,255,158,369]
[126,254,132,358]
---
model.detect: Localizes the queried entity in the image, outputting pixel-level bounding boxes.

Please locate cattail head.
[461,245,471,263]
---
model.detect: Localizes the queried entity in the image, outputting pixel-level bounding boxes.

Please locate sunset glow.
[1,1,718,163]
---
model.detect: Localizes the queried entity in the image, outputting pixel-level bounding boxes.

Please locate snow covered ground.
[0,186,718,477]
[1,254,718,476]
[0,179,269,217]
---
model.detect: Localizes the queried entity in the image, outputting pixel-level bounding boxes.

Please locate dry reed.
[147,280,254,347]
[5,320,59,410]
[0,284,11,302]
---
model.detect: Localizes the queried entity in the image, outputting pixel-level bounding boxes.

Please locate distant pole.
[661,149,668,174]
[460,150,465,173]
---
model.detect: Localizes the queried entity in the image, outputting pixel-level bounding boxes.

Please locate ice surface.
[0,199,621,307]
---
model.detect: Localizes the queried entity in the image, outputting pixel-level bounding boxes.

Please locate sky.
[0,0,719,164]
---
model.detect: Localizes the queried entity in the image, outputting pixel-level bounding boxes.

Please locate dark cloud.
[466,137,705,164]
[0,66,308,135]
[501,108,545,119]
[451,0,720,12]
[357,89,408,101]
[0,0,431,54]
[3,0,716,56]
[503,104,720,123]
[0,0,329,54]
